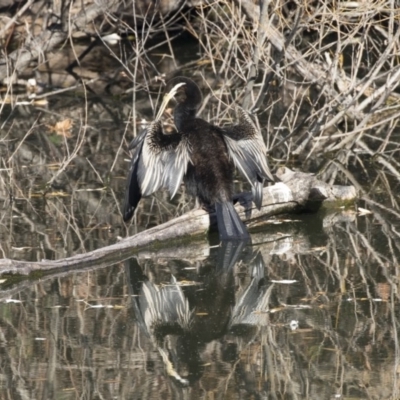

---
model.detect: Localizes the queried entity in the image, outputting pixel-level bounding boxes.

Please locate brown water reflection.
[0,214,399,399]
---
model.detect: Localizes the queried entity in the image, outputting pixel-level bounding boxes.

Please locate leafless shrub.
[0,0,399,258]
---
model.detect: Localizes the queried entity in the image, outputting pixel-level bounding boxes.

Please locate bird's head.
[156,77,203,121]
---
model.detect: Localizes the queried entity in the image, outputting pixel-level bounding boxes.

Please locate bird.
[123,76,274,240]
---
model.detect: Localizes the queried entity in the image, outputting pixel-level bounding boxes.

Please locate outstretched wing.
[222,107,274,209]
[123,121,191,222]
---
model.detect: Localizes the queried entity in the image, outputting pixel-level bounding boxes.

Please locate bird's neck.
[174,104,197,131]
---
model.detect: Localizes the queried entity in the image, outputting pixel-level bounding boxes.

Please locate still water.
[0,211,398,399]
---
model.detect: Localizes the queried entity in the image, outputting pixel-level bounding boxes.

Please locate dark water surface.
[0,212,399,399]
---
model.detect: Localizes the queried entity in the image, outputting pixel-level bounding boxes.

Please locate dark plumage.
[123,77,274,240]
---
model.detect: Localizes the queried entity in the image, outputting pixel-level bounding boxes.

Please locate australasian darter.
[123,77,274,241]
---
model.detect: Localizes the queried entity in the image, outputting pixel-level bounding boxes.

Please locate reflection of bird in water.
[123,76,274,240]
[230,252,274,330]
[126,258,193,386]
[125,241,247,386]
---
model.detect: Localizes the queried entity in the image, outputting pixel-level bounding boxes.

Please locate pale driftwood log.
[0,168,356,276]
[275,167,357,205]
[0,208,358,298]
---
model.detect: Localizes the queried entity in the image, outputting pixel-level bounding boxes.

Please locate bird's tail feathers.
[215,202,250,241]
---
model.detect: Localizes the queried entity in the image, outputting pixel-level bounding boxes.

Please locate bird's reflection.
[125,240,275,387]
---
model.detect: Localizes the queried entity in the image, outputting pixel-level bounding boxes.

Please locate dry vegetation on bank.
[0,0,399,259]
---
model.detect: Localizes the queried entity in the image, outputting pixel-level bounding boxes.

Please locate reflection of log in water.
[0,213,395,398]
[0,169,356,276]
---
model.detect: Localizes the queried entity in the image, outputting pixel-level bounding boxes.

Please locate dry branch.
[241,0,400,121]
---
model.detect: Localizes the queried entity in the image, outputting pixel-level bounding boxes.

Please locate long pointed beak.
[155,82,186,120]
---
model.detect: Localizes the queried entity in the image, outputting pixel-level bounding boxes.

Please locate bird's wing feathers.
[123,136,144,221]
[128,129,147,150]
[164,136,192,198]
[222,107,274,209]
[137,120,190,198]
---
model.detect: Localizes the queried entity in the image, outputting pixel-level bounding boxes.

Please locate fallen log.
[0,168,356,276]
